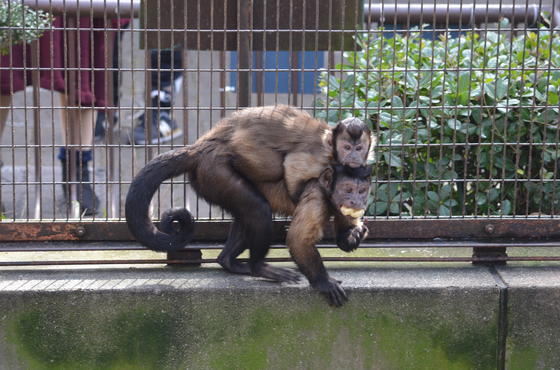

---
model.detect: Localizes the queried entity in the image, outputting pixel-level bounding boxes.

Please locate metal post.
[552,4,560,29]
[237,0,252,107]
[30,40,42,219]
[104,19,118,218]
[66,15,79,218]
[472,247,508,266]
[167,249,203,266]
[291,51,298,106]
[256,50,264,106]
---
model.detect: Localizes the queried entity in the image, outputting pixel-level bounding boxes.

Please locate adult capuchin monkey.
[125,105,373,306]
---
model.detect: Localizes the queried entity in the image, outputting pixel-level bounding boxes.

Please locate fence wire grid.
[0,0,559,264]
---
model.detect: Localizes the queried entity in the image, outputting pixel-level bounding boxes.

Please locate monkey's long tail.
[125,146,195,251]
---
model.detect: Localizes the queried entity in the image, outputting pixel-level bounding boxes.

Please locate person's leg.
[95,29,124,142]
[133,48,184,144]
[58,93,99,215]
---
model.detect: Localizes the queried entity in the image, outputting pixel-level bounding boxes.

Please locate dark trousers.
[111,30,183,106]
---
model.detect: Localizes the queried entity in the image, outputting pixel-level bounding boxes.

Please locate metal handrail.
[364,3,549,26]
[21,1,556,27]
[22,0,140,17]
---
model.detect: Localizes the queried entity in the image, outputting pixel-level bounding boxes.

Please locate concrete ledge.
[0,265,556,368]
[496,266,560,369]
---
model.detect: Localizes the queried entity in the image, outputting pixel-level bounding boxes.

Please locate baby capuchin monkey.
[287,164,373,306]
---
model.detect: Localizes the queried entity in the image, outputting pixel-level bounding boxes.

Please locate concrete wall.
[0,265,558,369]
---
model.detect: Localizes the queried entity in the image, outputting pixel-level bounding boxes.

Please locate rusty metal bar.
[0,0,558,266]
[1,219,560,242]
[2,239,560,253]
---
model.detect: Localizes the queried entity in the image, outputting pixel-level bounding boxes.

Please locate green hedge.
[316,20,560,217]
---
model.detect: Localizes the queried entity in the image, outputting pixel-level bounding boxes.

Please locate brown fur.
[125,105,371,307]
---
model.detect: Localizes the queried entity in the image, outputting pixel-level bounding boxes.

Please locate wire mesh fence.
[0,0,559,249]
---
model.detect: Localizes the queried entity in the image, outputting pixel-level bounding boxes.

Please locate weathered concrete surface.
[0,266,501,369]
[496,266,560,369]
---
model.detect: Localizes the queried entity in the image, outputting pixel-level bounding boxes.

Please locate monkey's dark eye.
[356,146,362,151]
[346,188,353,193]
[344,144,352,151]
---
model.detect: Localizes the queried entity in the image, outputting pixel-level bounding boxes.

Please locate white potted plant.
[0,1,52,54]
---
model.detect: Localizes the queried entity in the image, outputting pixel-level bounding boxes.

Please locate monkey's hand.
[336,223,369,252]
[312,277,348,307]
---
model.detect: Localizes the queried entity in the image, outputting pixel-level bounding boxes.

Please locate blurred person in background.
[0,15,129,216]
[95,44,184,145]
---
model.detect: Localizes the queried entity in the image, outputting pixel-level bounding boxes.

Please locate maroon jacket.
[0,16,130,107]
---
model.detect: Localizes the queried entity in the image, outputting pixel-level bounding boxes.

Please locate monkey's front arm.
[286,184,348,307]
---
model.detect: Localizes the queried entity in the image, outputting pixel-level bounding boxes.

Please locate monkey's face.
[334,120,371,168]
[319,165,372,219]
[331,175,370,218]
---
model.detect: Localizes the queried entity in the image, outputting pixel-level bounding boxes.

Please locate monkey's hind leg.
[196,163,299,283]
[217,220,251,275]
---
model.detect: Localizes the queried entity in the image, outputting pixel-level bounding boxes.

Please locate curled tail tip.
[126,207,195,252]
[159,207,196,241]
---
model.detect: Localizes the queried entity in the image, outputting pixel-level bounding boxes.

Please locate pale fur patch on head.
[367,132,377,162]
[322,129,333,156]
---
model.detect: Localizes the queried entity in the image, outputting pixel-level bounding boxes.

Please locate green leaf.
[476,193,488,206]
[370,202,388,215]
[406,73,418,90]
[548,92,559,105]
[438,205,451,216]
[444,199,458,207]
[427,191,439,202]
[383,152,403,168]
[446,119,463,131]
[342,75,356,90]
[457,71,471,105]
[327,75,340,90]
[501,199,512,215]
[488,188,500,202]
[391,96,404,108]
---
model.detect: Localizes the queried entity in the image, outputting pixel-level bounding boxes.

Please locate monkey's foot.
[252,263,301,283]
[217,257,252,275]
[312,277,348,307]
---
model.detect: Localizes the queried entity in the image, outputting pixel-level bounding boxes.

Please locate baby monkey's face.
[334,118,372,168]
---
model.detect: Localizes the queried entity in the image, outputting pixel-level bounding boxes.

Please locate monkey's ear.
[319,167,334,189]
[332,121,343,138]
